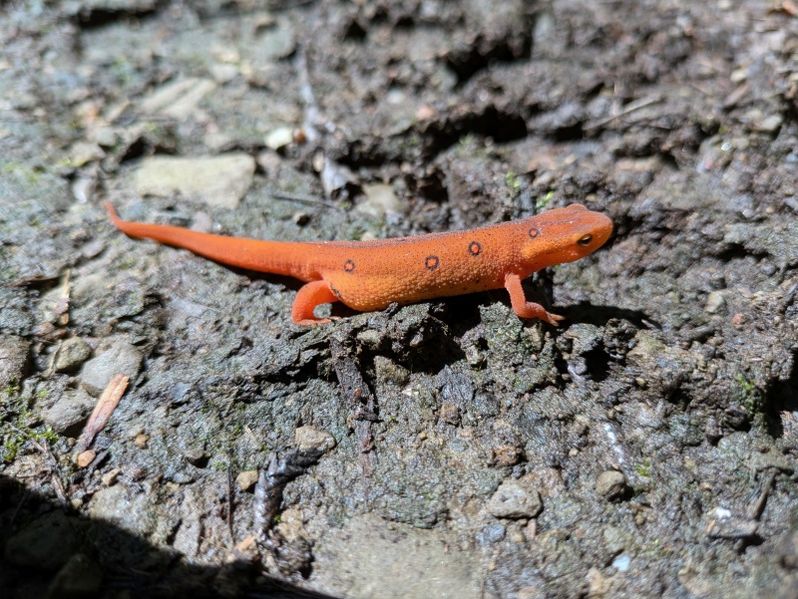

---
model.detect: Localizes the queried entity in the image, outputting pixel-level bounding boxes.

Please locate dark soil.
[1,1,797,598]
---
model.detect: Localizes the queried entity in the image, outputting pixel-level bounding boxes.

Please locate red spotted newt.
[105,202,612,326]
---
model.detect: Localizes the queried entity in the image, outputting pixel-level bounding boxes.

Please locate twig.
[585,96,663,130]
[266,188,343,211]
[254,449,322,547]
[747,470,777,520]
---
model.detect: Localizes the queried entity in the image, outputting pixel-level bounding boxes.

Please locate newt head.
[519,203,613,272]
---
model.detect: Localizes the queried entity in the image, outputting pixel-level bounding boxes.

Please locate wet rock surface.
[1,1,797,598]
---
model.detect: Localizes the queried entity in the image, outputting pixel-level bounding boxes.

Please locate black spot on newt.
[468,241,482,256]
[344,259,355,272]
[528,226,540,239]
[425,255,440,271]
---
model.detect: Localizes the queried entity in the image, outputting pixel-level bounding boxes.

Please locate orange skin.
[105,202,613,326]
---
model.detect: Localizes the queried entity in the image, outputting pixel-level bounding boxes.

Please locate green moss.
[734,373,763,414]
[1,385,59,462]
[504,170,521,196]
[1,161,43,186]
[635,458,652,478]
[536,190,555,210]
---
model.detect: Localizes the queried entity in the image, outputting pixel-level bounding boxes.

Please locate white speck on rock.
[612,553,631,572]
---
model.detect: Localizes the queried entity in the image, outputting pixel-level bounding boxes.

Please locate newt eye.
[577,234,593,246]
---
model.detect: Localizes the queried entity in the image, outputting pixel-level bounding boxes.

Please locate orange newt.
[105,202,612,326]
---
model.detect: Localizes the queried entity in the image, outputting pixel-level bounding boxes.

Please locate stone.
[294,425,336,453]
[357,183,403,218]
[487,477,543,519]
[264,126,294,150]
[76,449,96,468]
[54,337,92,373]
[236,470,259,491]
[68,141,105,167]
[42,388,96,435]
[101,467,121,486]
[704,291,726,314]
[439,401,461,426]
[476,523,506,545]
[133,153,255,209]
[79,340,142,396]
[754,113,783,133]
[596,470,628,501]
[0,335,30,387]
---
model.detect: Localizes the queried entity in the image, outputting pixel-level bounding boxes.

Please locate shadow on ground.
[0,475,340,599]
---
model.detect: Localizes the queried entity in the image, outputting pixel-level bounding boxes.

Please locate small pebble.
[596,470,628,501]
[439,401,461,425]
[76,449,96,468]
[265,127,294,150]
[236,470,259,491]
[477,523,506,545]
[491,444,523,466]
[754,114,782,133]
[294,425,336,453]
[488,478,543,519]
[101,468,121,486]
[80,340,142,396]
[704,291,726,314]
[42,389,96,435]
[54,337,92,372]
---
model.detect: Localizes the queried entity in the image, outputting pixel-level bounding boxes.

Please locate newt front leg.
[504,273,564,326]
[291,279,339,325]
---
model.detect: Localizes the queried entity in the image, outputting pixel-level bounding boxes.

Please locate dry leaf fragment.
[75,373,129,453]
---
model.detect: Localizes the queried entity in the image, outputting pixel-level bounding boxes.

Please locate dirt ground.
[1,0,797,597]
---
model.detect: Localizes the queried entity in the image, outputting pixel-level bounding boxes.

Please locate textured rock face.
[2,0,798,598]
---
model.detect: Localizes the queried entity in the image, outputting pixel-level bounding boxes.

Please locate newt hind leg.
[504,273,564,326]
[291,280,339,325]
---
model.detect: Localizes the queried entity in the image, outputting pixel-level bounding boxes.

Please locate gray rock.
[4,511,82,571]
[87,485,151,536]
[754,113,783,133]
[133,153,255,209]
[596,470,628,501]
[42,389,96,435]
[54,337,92,373]
[312,514,481,599]
[487,477,543,519]
[80,340,142,396]
[0,335,31,387]
[477,523,507,546]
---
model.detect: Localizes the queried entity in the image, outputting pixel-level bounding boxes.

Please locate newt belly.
[105,202,612,326]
